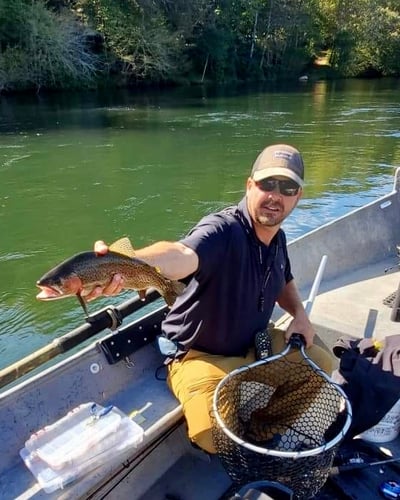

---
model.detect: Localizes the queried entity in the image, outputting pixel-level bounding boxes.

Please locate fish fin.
[76,292,89,317]
[163,280,186,307]
[109,237,136,258]
[172,280,186,296]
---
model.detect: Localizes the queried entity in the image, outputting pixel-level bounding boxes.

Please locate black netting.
[212,354,351,499]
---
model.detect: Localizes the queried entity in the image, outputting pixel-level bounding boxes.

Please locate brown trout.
[36,238,185,311]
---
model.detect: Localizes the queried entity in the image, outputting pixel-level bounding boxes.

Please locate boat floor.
[305,260,400,358]
[132,424,400,500]
[138,444,231,500]
[136,427,400,500]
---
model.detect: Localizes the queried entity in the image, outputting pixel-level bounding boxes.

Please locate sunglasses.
[256,178,300,197]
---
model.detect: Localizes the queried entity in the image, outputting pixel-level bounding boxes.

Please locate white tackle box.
[20,402,144,493]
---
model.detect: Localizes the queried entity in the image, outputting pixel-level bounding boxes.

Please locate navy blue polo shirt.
[161,197,293,358]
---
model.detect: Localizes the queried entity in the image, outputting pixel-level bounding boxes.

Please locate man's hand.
[277,280,315,348]
[82,240,124,301]
[284,313,315,348]
[94,240,109,256]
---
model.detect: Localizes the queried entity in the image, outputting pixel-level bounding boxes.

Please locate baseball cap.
[251,144,304,187]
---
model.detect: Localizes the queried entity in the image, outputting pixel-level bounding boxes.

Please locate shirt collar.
[237,196,282,248]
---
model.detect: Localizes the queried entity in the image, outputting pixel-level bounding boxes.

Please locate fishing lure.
[87,403,114,426]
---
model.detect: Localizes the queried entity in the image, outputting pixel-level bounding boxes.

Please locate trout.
[36,237,186,312]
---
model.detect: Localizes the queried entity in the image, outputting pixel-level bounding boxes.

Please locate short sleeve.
[180,214,231,277]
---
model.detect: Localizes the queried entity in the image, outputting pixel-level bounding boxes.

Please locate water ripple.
[2,154,31,168]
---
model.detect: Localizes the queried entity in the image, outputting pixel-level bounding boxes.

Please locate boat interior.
[1,169,399,500]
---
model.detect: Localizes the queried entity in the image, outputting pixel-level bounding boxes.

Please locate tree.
[0,0,98,91]
[328,0,400,76]
[76,0,185,83]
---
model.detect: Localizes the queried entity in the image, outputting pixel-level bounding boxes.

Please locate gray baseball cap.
[251,144,304,187]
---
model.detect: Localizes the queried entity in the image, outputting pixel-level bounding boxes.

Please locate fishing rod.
[330,455,400,475]
[0,289,161,390]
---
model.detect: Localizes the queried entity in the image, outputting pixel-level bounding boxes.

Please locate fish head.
[36,261,83,300]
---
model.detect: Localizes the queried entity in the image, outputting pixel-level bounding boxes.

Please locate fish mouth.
[36,284,64,300]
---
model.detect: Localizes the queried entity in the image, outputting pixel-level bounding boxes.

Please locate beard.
[254,199,298,227]
[254,200,287,226]
[255,212,285,227]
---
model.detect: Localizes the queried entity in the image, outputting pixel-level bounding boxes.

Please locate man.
[87,144,333,453]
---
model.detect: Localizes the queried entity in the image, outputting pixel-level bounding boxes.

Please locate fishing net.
[212,336,352,500]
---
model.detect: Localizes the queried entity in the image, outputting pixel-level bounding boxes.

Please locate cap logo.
[274,151,292,160]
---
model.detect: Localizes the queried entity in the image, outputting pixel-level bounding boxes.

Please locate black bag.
[333,335,400,438]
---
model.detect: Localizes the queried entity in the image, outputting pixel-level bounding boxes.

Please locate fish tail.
[163,280,186,307]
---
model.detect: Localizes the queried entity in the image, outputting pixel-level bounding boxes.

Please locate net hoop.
[212,345,352,459]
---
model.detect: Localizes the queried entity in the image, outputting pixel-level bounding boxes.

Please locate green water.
[0,78,399,369]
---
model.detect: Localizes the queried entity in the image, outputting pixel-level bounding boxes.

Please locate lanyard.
[258,242,279,312]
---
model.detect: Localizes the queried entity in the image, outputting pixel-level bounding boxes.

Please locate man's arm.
[84,240,198,300]
[276,279,315,348]
[135,241,198,280]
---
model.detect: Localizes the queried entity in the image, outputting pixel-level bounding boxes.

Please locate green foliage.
[0,0,99,91]
[369,5,400,75]
[76,0,185,83]
[0,0,399,92]
[327,0,400,77]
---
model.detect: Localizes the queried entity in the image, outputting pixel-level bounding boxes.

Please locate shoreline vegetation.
[0,0,399,94]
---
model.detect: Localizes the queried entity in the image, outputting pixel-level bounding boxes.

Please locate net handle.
[288,333,305,349]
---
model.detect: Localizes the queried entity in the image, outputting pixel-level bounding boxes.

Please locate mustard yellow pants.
[167,329,333,454]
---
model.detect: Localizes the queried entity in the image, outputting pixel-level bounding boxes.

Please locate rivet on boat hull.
[90,363,101,374]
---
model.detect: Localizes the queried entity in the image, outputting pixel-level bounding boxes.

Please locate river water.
[0,78,399,371]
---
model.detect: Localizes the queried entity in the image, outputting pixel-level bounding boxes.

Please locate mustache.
[261,201,282,210]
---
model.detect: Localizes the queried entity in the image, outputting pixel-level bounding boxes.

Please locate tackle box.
[20,402,144,493]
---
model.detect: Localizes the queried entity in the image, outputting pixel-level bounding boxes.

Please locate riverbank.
[1,1,399,95]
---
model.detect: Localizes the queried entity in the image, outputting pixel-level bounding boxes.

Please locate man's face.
[246,176,302,228]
